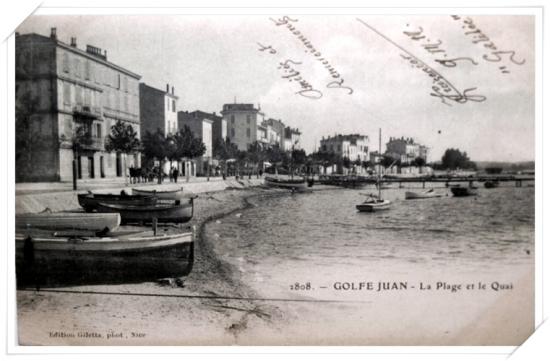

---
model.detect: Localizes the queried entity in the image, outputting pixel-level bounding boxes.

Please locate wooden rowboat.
[264,175,307,191]
[356,199,391,212]
[16,226,194,285]
[16,212,121,233]
[405,189,442,200]
[132,187,184,200]
[95,198,194,224]
[78,192,157,212]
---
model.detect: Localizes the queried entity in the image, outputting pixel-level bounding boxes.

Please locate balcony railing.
[79,137,104,151]
[73,105,102,119]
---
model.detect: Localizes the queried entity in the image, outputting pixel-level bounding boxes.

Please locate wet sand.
[16,186,534,346]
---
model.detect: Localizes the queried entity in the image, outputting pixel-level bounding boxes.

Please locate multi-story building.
[385,137,429,164]
[264,118,285,148]
[319,134,369,162]
[283,127,302,151]
[15,28,141,182]
[139,83,178,136]
[220,103,260,151]
[178,111,214,176]
[178,110,225,146]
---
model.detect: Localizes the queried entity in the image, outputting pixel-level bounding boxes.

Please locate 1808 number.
[290,282,312,291]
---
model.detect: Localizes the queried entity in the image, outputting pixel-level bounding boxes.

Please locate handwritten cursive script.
[357,18,486,106]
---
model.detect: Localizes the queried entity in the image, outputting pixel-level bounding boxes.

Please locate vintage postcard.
[10,6,540,348]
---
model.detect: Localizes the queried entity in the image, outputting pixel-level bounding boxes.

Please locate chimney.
[171,86,174,95]
[70,37,77,47]
[50,27,57,40]
[166,84,170,93]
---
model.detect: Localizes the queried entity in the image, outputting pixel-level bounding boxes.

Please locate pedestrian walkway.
[15,176,228,195]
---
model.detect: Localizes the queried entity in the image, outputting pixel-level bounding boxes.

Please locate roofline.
[18,32,141,79]
[140,83,179,99]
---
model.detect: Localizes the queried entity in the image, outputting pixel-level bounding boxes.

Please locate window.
[116,74,121,89]
[167,98,170,111]
[124,94,128,112]
[74,59,80,78]
[123,76,128,92]
[85,60,91,80]
[75,87,82,105]
[246,128,251,138]
[246,115,251,124]
[231,115,235,124]
[84,89,91,106]
[95,124,102,138]
[172,100,176,112]
[231,128,235,137]
[62,53,69,73]
[63,83,71,105]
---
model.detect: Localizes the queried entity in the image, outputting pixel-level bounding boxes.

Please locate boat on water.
[484,180,500,188]
[450,185,478,197]
[132,187,185,200]
[78,191,157,212]
[356,129,391,212]
[95,198,194,224]
[405,189,442,200]
[16,226,195,284]
[264,175,307,191]
[16,211,121,233]
[356,196,391,212]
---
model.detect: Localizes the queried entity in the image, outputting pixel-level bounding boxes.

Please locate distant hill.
[474,161,535,172]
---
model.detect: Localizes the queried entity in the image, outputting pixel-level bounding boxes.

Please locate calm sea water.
[205,183,535,297]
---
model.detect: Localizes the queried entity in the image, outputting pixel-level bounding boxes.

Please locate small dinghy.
[405,188,442,200]
[356,195,391,212]
[96,198,194,224]
[16,211,121,233]
[78,191,157,212]
[264,175,307,191]
[484,180,500,189]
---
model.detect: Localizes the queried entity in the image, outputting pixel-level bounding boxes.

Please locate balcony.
[78,137,104,151]
[73,105,102,120]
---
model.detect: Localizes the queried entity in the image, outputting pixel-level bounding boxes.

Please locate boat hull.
[356,200,391,212]
[264,177,307,191]
[16,213,121,232]
[78,193,157,212]
[132,188,184,200]
[16,230,194,285]
[405,191,442,200]
[95,200,194,224]
[450,187,477,197]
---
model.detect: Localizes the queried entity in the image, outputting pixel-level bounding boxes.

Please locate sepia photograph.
[11,7,538,347]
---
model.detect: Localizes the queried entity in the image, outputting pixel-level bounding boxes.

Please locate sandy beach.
[16,185,534,346]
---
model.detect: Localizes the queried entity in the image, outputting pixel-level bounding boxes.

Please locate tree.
[142,129,170,183]
[105,120,141,183]
[380,155,396,169]
[291,148,307,173]
[441,148,477,170]
[173,126,206,180]
[213,137,239,178]
[413,156,426,167]
[247,141,266,177]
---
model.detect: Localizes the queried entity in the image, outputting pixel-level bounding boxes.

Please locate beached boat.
[264,175,307,191]
[78,192,157,212]
[356,198,391,212]
[16,212,121,233]
[405,189,442,200]
[16,226,195,284]
[484,180,500,189]
[450,185,478,197]
[132,187,184,200]
[95,198,194,224]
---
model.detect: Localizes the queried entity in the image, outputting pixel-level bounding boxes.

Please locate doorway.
[88,156,95,178]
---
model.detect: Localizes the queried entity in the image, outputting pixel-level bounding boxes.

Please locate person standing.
[173,167,179,183]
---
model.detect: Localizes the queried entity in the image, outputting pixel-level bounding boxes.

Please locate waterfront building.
[178,111,214,176]
[178,110,225,145]
[139,83,178,137]
[283,127,302,151]
[220,103,261,151]
[15,28,141,182]
[264,118,285,148]
[319,134,369,162]
[385,137,429,164]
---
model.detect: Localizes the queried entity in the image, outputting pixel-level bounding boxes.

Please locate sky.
[17,14,535,162]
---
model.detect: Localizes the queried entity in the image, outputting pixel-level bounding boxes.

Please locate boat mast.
[378,128,382,200]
